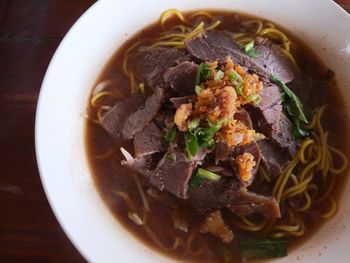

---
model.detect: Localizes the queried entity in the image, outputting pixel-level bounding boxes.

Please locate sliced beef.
[184,30,295,83]
[245,102,282,138]
[234,108,252,129]
[101,93,144,141]
[164,61,198,96]
[122,88,165,139]
[254,37,295,83]
[271,113,297,157]
[258,140,290,178]
[257,84,282,110]
[170,96,195,109]
[122,155,155,178]
[129,46,188,89]
[227,189,281,218]
[188,177,242,214]
[133,122,167,158]
[152,148,196,199]
[215,142,230,164]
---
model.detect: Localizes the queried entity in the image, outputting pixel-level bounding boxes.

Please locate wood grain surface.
[0,1,348,262]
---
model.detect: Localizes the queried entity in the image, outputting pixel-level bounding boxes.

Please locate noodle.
[236,106,348,237]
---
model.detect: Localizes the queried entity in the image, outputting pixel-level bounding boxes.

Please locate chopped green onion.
[244,40,262,58]
[236,81,244,97]
[195,85,202,95]
[248,94,262,104]
[188,118,200,130]
[195,63,211,85]
[244,40,255,53]
[196,168,221,181]
[240,239,288,259]
[190,175,202,187]
[185,133,199,159]
[164,128,177,143]
[166,152,176,162]
[229,70,236,82]
[214,70,224,81]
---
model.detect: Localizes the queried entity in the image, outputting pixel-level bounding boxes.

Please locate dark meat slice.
[271,114,297,157]
[215,142,230,164]
[122,88,165,140]
[133,122,167,158]
[170,95,195,109]
[234,108,252,129]
[258,140,290,178]
[152,148,196,199]
[245,103,282,138]
[122,155,155,178]
[227,189,281,218]
[184,30,295,83]
[101,93,144,141]
[188,177,242,214]
[129,46,188,89]
[257,84,282,110]
[164,61,198,96]
[254,37,295,83]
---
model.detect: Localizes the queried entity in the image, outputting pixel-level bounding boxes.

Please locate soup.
[85,10,349,262]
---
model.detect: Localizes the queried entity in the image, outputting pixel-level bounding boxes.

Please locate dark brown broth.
[85,10,350,262]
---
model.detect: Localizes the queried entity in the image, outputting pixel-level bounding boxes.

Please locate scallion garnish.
[164,128,177,143]
[229,70,237,82]
[185,132,199,159]
[188,118,200,130]
[214,70,224,81]
[196,168,221,181]
[195,63,211,85]
[235,81,244,96]
[240,238,288,259]
[243,40,262,58]
[195,85,202,95]
[248,94,262,104]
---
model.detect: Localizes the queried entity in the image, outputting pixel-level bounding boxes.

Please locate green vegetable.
[185,133,199,159]
[244,40,262,58]
[164,128,177,143]
[235,81,244,97]
[196,168,221,181]
[229,70,237,82]
[195,63,211,85]
[270,75,308,138]
[248,94,262,104]
[188,118,200,130]
[214,70,224,81]
[166,152,176,162]
[195,85,202,95]
[240,239,288,259]
[190,175,202,187]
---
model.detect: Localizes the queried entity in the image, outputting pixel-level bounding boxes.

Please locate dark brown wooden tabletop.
[0,1,349,262]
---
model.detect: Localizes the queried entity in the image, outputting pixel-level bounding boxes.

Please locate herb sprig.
[270,75,308,138]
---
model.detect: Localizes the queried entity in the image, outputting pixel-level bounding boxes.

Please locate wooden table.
[0,1,349,262]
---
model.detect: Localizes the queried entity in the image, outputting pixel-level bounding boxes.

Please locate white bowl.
[35,0,350,262]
